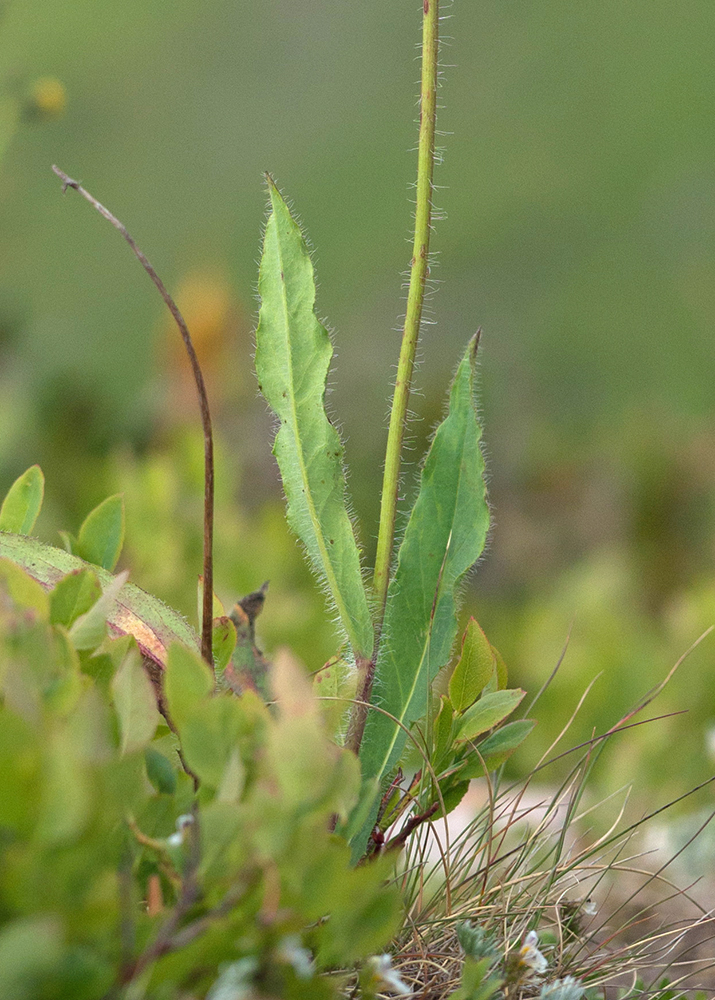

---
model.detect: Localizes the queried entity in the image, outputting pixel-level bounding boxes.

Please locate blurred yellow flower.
[26,77,67,119]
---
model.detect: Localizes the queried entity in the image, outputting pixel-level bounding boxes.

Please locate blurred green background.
[2,0,715,802]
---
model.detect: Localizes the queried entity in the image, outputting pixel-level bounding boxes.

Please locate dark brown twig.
[51,165,215,671]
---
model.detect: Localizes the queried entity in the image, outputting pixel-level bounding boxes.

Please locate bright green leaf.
[0,465,44,535]
[449,618,497,713]
[459,719,536,779]
[355,339,489,853]
[165,642,214,722]
[50,568,101,627]
[432,778,471,821]
[77,494,125,571]
[212,615,237,673]
[69,570,129,651]
[255,179,373,660]
[0,557,49,619]
[111,647,159,755]
[455,689,525,744]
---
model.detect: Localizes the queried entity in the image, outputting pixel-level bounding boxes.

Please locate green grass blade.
[0,465,44,535]
[355,338,489,846]
[255,178,373,660]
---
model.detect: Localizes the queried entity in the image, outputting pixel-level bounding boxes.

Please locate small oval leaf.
[77,495,125,571]
[50,569,102,628]
[449,618,497,713]
[112,647,159,755]
[0,465,44,535]
[455,689,525,744]
[144,747,177,795]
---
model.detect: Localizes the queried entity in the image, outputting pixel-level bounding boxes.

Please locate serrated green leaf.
[0,465,44,534]
[455,689,525,744]
[212,615,237,673]
[449,618,497,712]
[50,568,101,627]
[77,494,125,571]
[255,179,373,660]
[355,339,489,852]
[112,647,159,755]
[0,534,199,668]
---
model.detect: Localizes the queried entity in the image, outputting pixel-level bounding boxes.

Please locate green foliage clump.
[0,487,400,997]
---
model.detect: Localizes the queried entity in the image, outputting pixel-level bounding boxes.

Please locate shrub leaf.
[0,465,44,535]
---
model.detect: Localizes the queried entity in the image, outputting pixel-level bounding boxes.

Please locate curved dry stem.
[52,165,215,671]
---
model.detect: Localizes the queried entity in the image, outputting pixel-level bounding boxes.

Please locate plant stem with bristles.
[373,0,440,619]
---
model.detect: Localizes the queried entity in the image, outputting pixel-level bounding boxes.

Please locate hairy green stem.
[373,0,440,617]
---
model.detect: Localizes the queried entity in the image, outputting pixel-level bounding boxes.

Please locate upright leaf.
[77,494,125,572]
[0,465,44,535]
[355,339,489,851]
[255,179,373,661]
[111,647,159,755]
[449,618,496,712]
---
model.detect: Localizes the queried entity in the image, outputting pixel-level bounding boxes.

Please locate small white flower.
[367,954,413,996]
[277,935,314,979]
[167,813,195,848]
[519,930,548,976]
[582,898,597,916]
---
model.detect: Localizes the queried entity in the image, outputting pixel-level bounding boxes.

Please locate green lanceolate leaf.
[355,338,489,851]
[0,533,198,668]
[0,465,44,535]
[76,494,125,572]
[255,179,373,661]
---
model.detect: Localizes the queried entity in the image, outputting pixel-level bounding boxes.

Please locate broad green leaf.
[50,568,101,627]
[432,778,470,821]
[459,719,536,779]
[77,494,125,571]
[212,615,237,673]
[449,618,497,713]
[111,647,159,755]
[476,718,535,758]
[69,570,129,651]
[0,533,199,668]
[0,557,49,618]
[164,643,214,727]
[0,465,44,535]
[255,179,373,660]
[355,339,489,852]
[455,689,525,744]
[144,746,177,795]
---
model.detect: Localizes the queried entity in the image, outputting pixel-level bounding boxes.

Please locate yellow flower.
[26,77,67,119]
